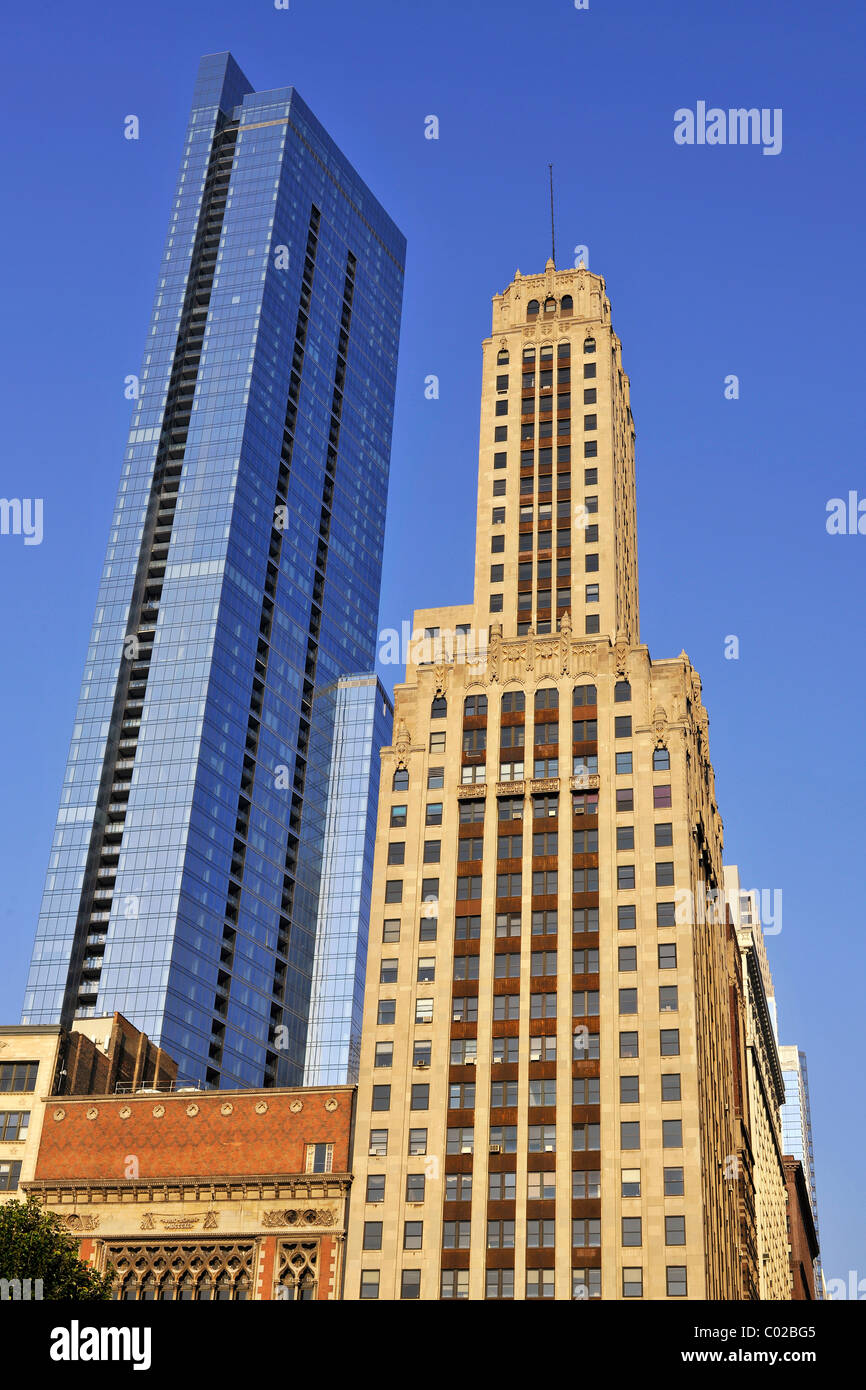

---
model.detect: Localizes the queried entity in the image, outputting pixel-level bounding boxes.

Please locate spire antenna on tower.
[548,163,556,267]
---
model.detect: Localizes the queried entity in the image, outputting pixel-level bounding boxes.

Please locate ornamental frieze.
[261,1208,336,1229]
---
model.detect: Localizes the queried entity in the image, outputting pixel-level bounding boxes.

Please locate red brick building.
[783,1156,819,1300]
[25,1084,354,1300]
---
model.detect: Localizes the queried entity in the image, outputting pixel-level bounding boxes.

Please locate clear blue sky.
[1,0,863,1288]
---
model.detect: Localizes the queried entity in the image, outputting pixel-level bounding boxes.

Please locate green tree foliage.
[0,1194,114,1300]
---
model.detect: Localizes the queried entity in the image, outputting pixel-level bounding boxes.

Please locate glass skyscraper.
[22,53,405,1089]
[303,675,394,1086]
[779,1044,824,1295]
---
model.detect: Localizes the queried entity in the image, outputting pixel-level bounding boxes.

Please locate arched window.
[501,690,525,713]
[527,299,540,316]
[614,680,631,702]
[534,686,559,711]
[523,346,536,361]
[464,694,488,718]
[561,295,573,312]
[431,696,447,719]
[540,344,553,360]
[558,341,571,360]
[497,349,509,364]
[583,337,596,354]
[544,296,556,313]
[393,768,409,792]
[653,747,670,771]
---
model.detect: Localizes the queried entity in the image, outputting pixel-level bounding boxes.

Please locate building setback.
[22,53,405,1091]
[345,260,746,1300]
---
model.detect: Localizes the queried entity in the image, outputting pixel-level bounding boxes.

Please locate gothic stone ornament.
[614,632,629,676]
[394,719,411,768]
[573,643,598,676]
[486,624,503,684]
[652,705,668,745]
[63,1214,100,1233]
[262,1208,336,1229]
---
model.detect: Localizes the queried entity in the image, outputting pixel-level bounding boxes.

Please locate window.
[456,875,482,900]
[497,832,523,858]
[659,986,679,1013]
[409,1129,427,1155]
[528,1126,557,1154]
[527,299,540,316]
[585,583,599,603]
[617,865,635,890]
[617,904,636,931]
[533,757,559,778]
[427,766,444,788]
[573,828,598,852]
[621,1168,641,1198]
[401,1269,421,1300]
[530,992,557,1019]
[663,1120,683,1148]
[583,338,596,354]
[623,1268,643,1298]
[585,614,600,634]
[461,763,487,785]
[384,880,402,905]
[620,1121,640,1150]
[526,1220,555,1248]
[417,957,436,983]
[572,1218,601,1247]
[450,1038,477,1065]
[531,949,557,976]
[572,1123,601,1150]
[486,1268,514,1300]
[488,1171,517,1201]
[452,997,478,1022]
[662,1073,682,1102]
[499,760,524,782]
[429,731,446,753]
[487,1220,516,1249]
[374,1042,393,1068]
[445,1174,473,1202]
[532,870,558,896]
[363,1222,382,1251]
[413,1040,432,1068]
[573,1267,601,1300]
[535,687,559,711]
[496,872,522,897]
[491,1080,519,1107]
[380,959,398,984]
[572,1077,599,1104]
[492,506,505,524]
[387,842,405,866]
[584,441,597,457]
[0,1063,38,1093]
[653,784,672,808]
[528,1170,556,1200]
[501,689,525,713]
[459,799,485,824]
[618,945,637,971]
[431,695,447,720]
[667,1265,688,1297]
[654,822,673,846]
[500,724,525,750]
[359,1270,380,1300]
[492,534,504,553]
[403,1221,423,1251]
[658,943,677,969]
[571,1171,601,1200]
[492,1037,520,1065]
[490,563,504,582]
[534,721,558,746]
[446,1127,475,1154]
[616,826,634,851]
[533,793,558,819]
[453,955,480,981]
[490,593,503,612]
[660,1029,680,1056]
[619,1032,639,1058]
[572,867,598,892]
[415,998,434,1024]
[664,1167,684,1196]
[572,684,597,706]
[530,1034,558,1062]
[441,1269,469,1299]
[622,1217,642,1247]
[585,553,599,572]
[423,840,441,864]
[497,349,510,364]
[0,1160,22,1191]
[0,1111,29,1141]
[616,752,633,774]
[620,1075,639,1104]
[584,362,596,379]
[455,915,482,940]
[494,451,507,469]
[573,990,599,1016]
[390,805,407,828]
[371,1085,390,1112]
[442,1222,472,1251]
[366,1173,386,1199]
[618,988,637,1014]
[655,861,675,887]
[653,747,670,770]
[657,902,677,927]
[377,999,395,1026]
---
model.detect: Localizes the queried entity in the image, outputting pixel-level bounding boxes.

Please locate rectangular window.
[0,1111,30,1142]
[622,1268,643,1298]
[615,752,633,774]
[387,842,405,865]
[660,1030,680,1057]
[401,1269,421,1300]
[617,865,635,890]
[359,1270,380,1300]
[363,1222,382,1251]
[663,1120,683,1148]
[618,945,637,971]
[662,1073,682,1101]
[654,822,673,846]
[622,1217,642,1247]
[655,861,675,886]
[658,943,678,969]
[664,1167,685,1196]
[657,901,677,927]
[666,1266,688,1297]
[0,1063,38,1093]
[653,784,672,808]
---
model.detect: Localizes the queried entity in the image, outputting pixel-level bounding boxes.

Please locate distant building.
[779,1044,824,1296]
[783,1156,819,1299]
[304,676,394,1086]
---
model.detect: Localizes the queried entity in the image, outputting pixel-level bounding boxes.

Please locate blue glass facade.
[302,675,393,1086]
[22,53,405,1089]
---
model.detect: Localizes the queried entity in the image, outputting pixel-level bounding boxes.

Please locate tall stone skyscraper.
[22,53,405,1089]
[345,260,743,1300]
